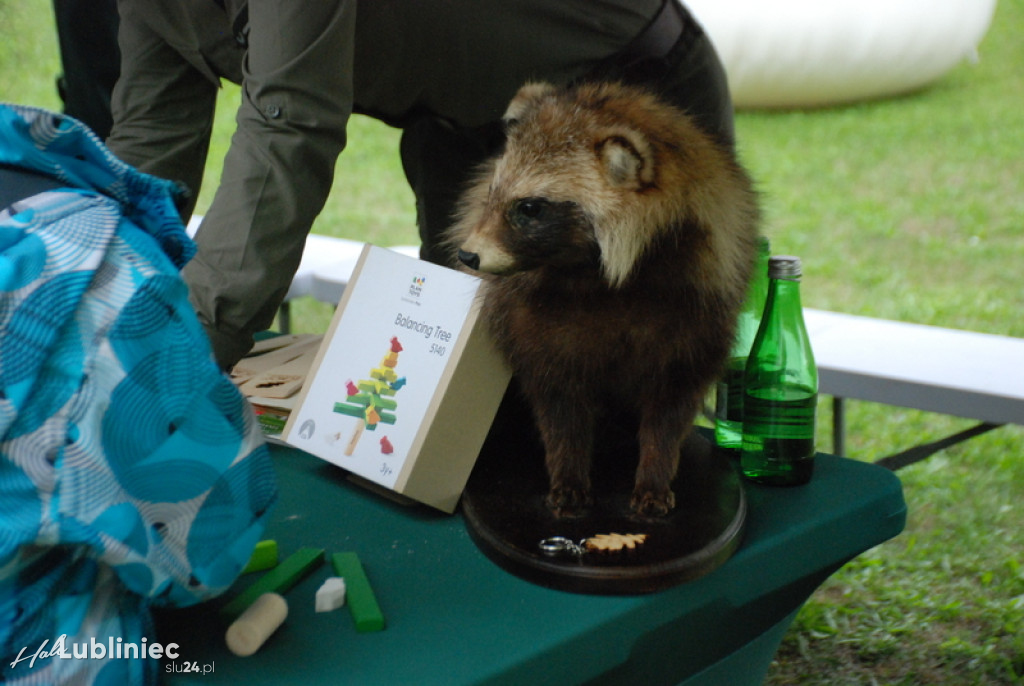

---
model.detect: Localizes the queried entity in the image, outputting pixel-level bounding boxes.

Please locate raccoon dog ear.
[596,130,656,190]
[503,82,557,127]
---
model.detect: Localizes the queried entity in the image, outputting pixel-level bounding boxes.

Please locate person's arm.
[183,0,356,367]
[107,0,219,218]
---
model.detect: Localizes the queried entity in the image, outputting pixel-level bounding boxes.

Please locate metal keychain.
[538,536,588,557]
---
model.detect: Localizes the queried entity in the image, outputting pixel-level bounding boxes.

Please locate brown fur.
[446,82,760,517]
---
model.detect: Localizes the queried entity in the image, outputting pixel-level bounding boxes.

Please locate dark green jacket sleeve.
[109,0,356,367]
[183,0,356,367]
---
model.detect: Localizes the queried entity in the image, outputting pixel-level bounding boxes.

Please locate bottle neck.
[765,277,803,317]
[759,275,817,386]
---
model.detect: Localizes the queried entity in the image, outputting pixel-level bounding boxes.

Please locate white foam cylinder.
[685,0,997,108]
[225,592,289,657]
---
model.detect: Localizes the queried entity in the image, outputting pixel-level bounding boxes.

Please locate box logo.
[408,274,426,299]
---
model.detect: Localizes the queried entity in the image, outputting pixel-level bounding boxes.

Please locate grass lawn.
[2,0,1022,682]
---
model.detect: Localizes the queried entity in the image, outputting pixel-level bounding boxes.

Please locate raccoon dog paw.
[630,488,676,518]
[546,486,593,519]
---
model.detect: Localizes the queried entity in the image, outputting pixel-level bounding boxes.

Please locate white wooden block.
[315,577,347,613]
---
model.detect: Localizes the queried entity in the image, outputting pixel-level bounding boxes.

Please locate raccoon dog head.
[451,81,753,287]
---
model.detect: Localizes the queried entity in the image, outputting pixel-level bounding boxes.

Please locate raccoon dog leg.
[525,386,597,518]
[631,385,703,517]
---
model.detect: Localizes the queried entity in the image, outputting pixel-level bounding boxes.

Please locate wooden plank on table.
[230,336,322,386]
[239,342,322,399]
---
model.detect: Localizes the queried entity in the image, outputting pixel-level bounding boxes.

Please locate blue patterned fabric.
[0,104,277,684]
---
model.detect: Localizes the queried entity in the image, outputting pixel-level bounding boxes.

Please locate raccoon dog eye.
[513,198,547,220]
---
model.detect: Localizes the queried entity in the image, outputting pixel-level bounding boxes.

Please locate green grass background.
[2,0,1022,682]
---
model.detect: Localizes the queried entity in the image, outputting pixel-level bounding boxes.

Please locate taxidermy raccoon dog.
[448,81,760,517]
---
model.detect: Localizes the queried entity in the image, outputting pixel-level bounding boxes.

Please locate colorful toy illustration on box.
[334,337,407,456]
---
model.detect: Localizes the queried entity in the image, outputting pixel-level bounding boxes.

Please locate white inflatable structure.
[685,0,998,108]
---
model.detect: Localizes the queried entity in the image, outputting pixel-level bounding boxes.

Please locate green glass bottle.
[740,255,818,485]
[715,236,771,450]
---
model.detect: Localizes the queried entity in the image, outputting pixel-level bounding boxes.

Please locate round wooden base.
[461,398,746,595]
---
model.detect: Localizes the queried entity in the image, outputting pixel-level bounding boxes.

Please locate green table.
[157,442,905,685]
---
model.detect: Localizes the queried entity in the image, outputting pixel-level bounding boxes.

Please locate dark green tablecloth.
[158,442,905,685]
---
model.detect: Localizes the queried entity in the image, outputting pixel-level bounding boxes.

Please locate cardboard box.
[282,244,511,513]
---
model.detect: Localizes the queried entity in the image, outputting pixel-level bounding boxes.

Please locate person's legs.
[398,117,504,267]
[53,0,121,138]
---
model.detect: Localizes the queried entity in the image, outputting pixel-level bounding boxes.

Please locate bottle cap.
[768,255,802,280]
